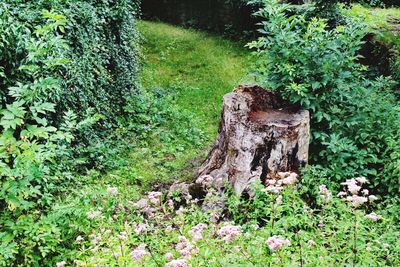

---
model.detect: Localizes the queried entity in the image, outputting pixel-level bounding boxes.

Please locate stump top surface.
[249,109,307,127]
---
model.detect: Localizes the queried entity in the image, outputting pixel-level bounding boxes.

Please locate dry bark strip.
[198,85,310,195]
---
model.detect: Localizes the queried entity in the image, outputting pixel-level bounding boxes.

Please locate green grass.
[139,21,252,139]
[344,4,400,29]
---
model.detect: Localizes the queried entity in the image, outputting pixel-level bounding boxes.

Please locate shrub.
[248,0,400,196]
[0,0,141,265]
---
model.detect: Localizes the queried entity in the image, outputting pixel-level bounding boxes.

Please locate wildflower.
[189,223,207,241]
[341,179,361,195]
[166,259,188,267]
[134,223,148,235]
[86,210,102,219]
[337,191,346,198]
[369,195,378,202]
[266,236,291,251]
[107,187,118,195]
[56,261,66,267]
[307,240,316,247]
[361,189,369,196]
[117,231,128,240]
[356,176,368,184]
[129,244,149,261]
[282,172,298,185]
[346,195,368,208]
[365,212,382,221]
[164,252,174,261]
[76,236,84,242]
[217,225,241,242]
[132,198,149,209]
[319,184,333,203]
[148,191,162,205]
[262,185,283,194]
[276,195,283,205]
[175,236,197,258]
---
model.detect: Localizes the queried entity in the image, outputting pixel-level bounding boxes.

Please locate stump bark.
[198,85,310,195]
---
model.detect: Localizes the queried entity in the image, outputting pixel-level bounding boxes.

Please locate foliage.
[0,0,142,265]
[248,0,400,196]
[43,180,400,266]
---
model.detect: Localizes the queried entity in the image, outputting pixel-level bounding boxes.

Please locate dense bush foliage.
[248,0,400,196]
[0,0,141,265]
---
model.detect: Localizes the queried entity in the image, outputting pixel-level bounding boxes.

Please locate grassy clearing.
[140,20,252,138]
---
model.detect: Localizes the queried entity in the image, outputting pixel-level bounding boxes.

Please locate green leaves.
[249,0,400,196]
[0,101,26,130]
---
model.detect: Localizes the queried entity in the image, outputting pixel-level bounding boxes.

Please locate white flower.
[56,261,66,267]
[369,195,378,202]
[107,187,118,195]
[356,176,368,184]
[365,212,382,222]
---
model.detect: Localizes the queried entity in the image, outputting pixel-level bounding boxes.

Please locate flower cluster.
[338,177,378,208]
[86,210,102,219]
[175,236,198,258]
[266,236,291,251]
[166,259,188,267]
[319,184,332,203]
[262,172,298,194]
[148,191,163,205]
[107,187,118,195]
[129,244,149,262]
[365,212,382,222]
[217,225,242,242]
[189,223,208,241]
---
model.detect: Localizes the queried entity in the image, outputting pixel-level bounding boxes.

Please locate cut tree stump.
[197,85,310,195]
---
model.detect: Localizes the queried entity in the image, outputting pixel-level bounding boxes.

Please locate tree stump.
[197,85,310,195]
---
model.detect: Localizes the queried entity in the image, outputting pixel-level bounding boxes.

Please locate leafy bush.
[248,0,400,196]
[0,0,141,265]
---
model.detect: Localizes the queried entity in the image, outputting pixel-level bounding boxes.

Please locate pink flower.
[147,191,162,205]
[217,225,241,242]
[266,236,291,251]
[319,185,328,195]
[262,185,283,194]
[107,187,118,195]
[361,189,369,196]
[365,212,382,221]
[175,236,197,258]
[130,244,149,261]
[337,191,346,198]
[189,223,207,241]
[166,259,188,267]
[164,252,174,261]
[133,223,148,235]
